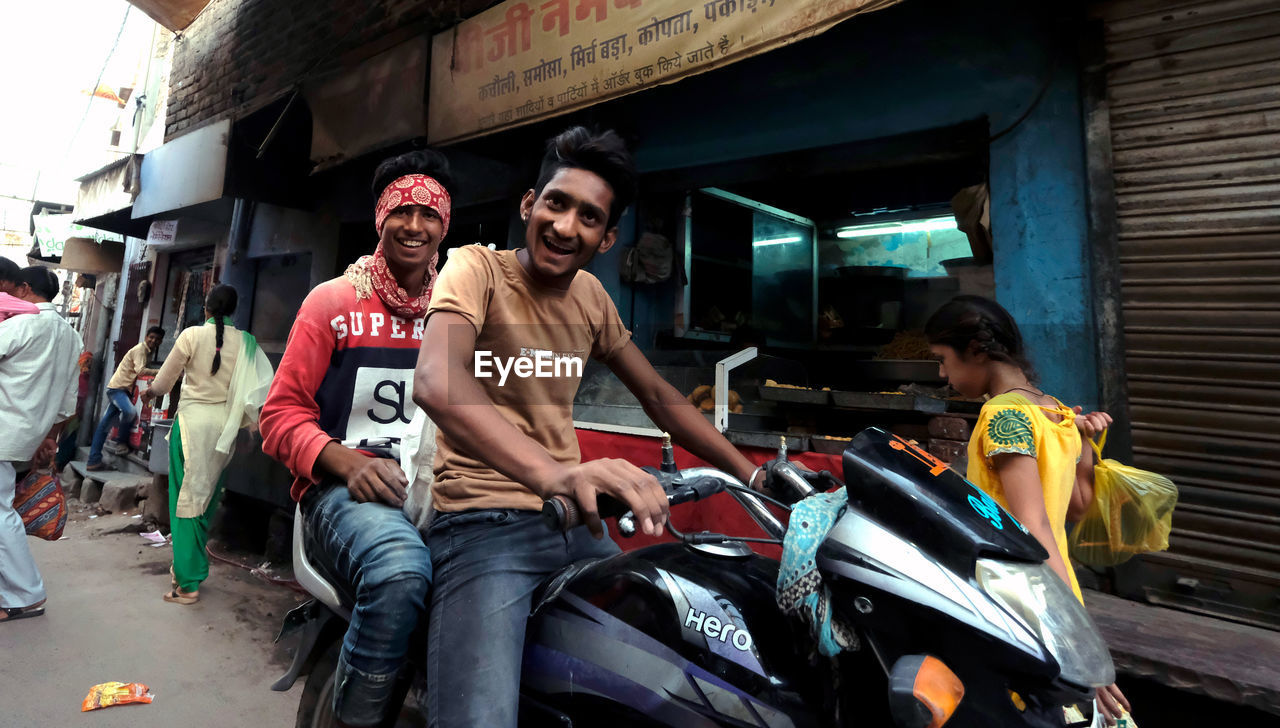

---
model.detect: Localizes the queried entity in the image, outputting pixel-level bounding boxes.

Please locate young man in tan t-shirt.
[86,325,164,469]
[414,127,759,728]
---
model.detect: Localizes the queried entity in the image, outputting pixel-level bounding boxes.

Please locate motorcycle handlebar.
[541,492,634,534]
[538,461,842,539]
[540,467,791,539]
[763,460,840,501]
[540,468,729,533]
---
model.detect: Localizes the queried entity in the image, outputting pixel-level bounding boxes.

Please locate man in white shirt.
[0,267,81,623]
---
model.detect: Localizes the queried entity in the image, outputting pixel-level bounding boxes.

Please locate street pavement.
[0,507,305,727]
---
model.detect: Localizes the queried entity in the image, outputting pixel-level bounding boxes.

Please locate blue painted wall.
[590,0,1099,409]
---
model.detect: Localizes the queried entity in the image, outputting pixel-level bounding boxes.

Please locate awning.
[132,119,229,220]
[54,238,127,275]
[31,212,123,258]
[73,155,143,238]
[304,37,428,171]
[28,209,127,274]
[122,0,211,31]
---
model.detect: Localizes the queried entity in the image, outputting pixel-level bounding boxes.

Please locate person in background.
[86,325,165,470]
[0,267,81,623]
[144,285,273,605]
[924,294,1132,725]
[0,258,39,323]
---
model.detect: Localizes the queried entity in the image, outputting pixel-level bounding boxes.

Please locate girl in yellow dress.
[925,295,1131,725]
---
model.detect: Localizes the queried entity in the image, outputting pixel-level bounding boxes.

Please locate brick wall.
[165,0,496,140]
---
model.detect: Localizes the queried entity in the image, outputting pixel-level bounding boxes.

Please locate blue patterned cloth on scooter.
[776,487,860,657]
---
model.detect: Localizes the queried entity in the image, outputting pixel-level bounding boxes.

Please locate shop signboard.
[33,212,123,257]
[428,0,899,144]
[146,219,179,247]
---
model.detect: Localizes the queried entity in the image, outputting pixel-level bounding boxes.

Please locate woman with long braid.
[146,284,274,604]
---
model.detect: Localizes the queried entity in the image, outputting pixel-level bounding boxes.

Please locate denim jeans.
[425,508,620,728]
[302,481,432,727]
[87,388,137,465]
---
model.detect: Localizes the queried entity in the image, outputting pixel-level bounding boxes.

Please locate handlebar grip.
[541,495,581,532]
[541,493,636,533]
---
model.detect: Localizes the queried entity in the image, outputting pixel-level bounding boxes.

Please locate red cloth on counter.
[575,428,845,559]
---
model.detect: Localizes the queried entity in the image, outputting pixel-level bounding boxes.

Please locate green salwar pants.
[168,416,228,593]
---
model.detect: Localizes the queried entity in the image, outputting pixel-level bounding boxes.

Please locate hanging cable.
[723,482,793,512]
[44,5,134,200]
[988,34,1059,143]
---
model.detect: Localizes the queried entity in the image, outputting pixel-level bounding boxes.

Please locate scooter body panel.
[522,544,834,727]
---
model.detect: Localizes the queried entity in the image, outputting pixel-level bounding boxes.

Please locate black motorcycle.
[273,427,1114,727]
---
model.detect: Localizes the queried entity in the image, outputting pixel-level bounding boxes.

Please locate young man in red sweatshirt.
[260,150,452,727]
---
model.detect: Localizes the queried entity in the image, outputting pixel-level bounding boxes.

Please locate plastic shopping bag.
[1069,433,1178,567]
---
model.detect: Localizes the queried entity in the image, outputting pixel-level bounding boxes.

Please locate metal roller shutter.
[1098,0,1280,629]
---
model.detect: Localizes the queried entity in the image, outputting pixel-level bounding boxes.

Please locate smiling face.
[518,167,617,289]
[929,343,991,399]
[145,331,163,351]
[379,204,444,288]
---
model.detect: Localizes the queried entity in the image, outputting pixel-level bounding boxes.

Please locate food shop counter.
[575,426,844,557]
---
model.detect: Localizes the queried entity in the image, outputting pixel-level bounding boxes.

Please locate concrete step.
[74,449,152,476]
[118,453,153,476]
[69,461,153,510]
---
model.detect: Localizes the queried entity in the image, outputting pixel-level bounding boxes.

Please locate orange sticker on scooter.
[889,436,949,477]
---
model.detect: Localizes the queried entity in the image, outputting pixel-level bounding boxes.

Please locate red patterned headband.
[374,174,452,237]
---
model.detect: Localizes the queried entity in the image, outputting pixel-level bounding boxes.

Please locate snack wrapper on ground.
[81,682,154,711]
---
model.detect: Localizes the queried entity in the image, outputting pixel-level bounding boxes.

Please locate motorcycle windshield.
[840,428,1047,576]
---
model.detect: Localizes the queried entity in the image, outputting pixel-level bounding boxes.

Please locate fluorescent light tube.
[753,236,802,246]
[835,217,955,239]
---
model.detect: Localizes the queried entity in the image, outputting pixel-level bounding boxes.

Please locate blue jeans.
[87,388,137,465]
[302,481,432,727]
[425,508,619,728]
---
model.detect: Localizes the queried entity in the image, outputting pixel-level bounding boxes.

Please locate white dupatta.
[216,330,275,455]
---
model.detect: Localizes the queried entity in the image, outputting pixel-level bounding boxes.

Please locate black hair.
[205,284,238,375]
[146,326,166,338]
[18,267,58,301]
[371,149,455,201]
[534,126,637,229]
[0,258,21,285]
[925,295,1038,384]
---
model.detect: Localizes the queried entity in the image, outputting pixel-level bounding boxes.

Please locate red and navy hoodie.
[261,277,425,502]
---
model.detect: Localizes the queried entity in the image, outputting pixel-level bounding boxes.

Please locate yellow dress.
[966,393,1084,602]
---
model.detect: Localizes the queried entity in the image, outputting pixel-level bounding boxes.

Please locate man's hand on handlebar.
[537,458,669,539]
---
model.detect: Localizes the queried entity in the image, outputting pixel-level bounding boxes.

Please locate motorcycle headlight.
[975,559,1114,689]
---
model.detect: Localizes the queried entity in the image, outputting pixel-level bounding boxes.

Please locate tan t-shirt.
[107,341,157,390]
[427,245,631,512]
